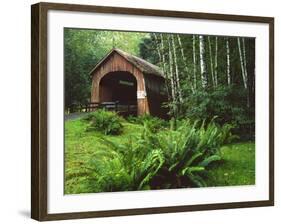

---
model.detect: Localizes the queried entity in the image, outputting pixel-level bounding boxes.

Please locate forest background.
[64,29,255,140]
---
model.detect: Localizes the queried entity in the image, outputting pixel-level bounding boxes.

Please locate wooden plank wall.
[91,52,149,115]
[144,75,168,119]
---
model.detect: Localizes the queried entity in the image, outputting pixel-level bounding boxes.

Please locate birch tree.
[192,35,197,90]
[238,37,250,107]
[226,37,231,85]
[153,34,164,71]
[214,36,218,86]
[242,38,248,84]
[207,36,215,86]
[177,35,194,92]
[160,34,171,95]
[199,35,208,89]
[168,35,177,115]
[171,35,183,102]
[237,37,247,89]
[153,33,171,101]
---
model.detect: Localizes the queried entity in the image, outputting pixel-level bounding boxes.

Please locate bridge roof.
[90,48,164,78]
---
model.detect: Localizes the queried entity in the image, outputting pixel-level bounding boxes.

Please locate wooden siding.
[91,52,149,115]
[144,74,168,118]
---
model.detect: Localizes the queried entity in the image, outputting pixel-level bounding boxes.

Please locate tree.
[226,37,231,85]
[64,28,256,140]
[171,35,183,102]
[199,35,208,89]
[64,29,147,109]
[192,35,197,90]
[152,33,171,101]
[242,38,248,87]
[214,36,218,86]
[177,34,194,92]
[237,37,247,89]
[207,36,215,87]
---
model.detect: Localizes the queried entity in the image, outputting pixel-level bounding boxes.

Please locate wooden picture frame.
[31,2,274,221]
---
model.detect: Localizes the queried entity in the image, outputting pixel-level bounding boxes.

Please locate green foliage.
[139,36,159,65]
[139,33,255,140]
[84,118,234,191]
[199,155,221,167]
[64,28,256,193]
[127,114,168,133]
[85,134,164,192]
[64,118,145,194]
[64,28,147,108]
[85,109,123,135]
[148,120,232,188]
[65,118,255,194]
[205,143,255,186]
[64,29,98,108]
[65,29,255,141]
[183,85,254,140]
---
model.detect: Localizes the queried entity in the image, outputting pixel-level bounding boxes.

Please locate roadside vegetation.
[65,110,254,194]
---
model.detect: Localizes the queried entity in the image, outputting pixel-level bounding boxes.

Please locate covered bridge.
[90,48,168,118]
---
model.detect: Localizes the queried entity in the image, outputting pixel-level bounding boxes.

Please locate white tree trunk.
[153,33,171,101]
[208,36,215,86]
[214,36,218,86]
[199,35,208,89]
[242,38,248,84]
[168,35,176,104]
[177,35,187,66]
[153,33,166,75]
[159,34,168,76]
[226,38,231,85]
[177,35,194,92]
[237,37,247,89]
[242,38,250,108]
[192,35,197,90]
[171,35,183,102]
[153,34,163,69]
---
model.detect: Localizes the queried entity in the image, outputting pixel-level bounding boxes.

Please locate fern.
[85,117,234,191]
[85,109,123,135]
[199,155,221,167]
[181,166,205,175]
[188,173,207,187]
[138,149,164,189]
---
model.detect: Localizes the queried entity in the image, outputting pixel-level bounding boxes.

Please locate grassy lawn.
[65,118,255,194]
[205,142,255,187]
[64,117,144,194]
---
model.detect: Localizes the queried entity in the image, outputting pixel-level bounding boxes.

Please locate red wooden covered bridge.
[90,48,168,118]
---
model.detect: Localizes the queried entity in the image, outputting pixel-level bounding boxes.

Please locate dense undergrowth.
[64,111,254,194]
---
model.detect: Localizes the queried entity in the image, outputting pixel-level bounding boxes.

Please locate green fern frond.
[199,155,221,167]
[182,166,205,175]
[188,173,207,187]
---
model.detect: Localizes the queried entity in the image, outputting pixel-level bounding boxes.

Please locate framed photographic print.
[31,2,274,221]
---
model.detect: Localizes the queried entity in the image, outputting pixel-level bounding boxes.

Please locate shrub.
[86,136,164,192]
[85,109,123,135]
[182,85,255,141]
[151,120,233,188]
[85,118,235,192]
[127,114,168,132]
[140,119,235,188]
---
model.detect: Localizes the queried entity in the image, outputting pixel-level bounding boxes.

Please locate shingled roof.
[90,48,164,78]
